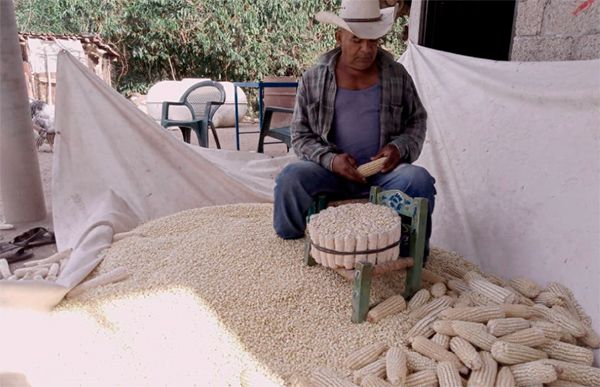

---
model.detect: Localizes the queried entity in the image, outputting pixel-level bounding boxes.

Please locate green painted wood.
[304,214,316,266]
[351,261,373,323]
[369,186,381,204]
[404,197,427,298]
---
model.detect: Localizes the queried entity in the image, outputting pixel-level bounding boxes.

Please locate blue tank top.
[331,84,381,165]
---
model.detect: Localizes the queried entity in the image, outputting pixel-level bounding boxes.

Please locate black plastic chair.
[161,81,225,148]
[257,106,293,153]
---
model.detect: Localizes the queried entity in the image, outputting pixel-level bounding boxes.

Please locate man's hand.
[371,144,403,173]
[332,153,367,184]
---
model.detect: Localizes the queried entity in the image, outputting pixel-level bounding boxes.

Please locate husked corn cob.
[407,289,431,310]
[445,265,469,280]
[344,342,388,370]
[288,374,314,387]
[503,286,536,306]
[483,273,507,287]
[579,325,600,349]
[440,306,505,323]
[510,361,558,386]
[357,157,388,177]
[360,374,392,387]
[447,290,459,301]
[464,291,494,307]
[455,293,473,308]
[406,313,437,341]
[530,320,564,341]
[311,367,358,387]
[431,282,447,298]
[422,269,447,284]
[490,341,548,365]
[538,359,600,386]
[499,327,549,347]
[385,347,407,385]
[431,333,451,349]
[410,336,465,370]
[509,277,541,299]
[487,318,530,337]
[499,304,535,319]
[534,291,565,307]
[545,282,592,327]
[545,381,588,387]
[449,336,482,371]
[496,366,516,387]
[367,295,406,323]
[405,349,437,372]
[433,320,458,336]
[437,361,462,387]
[409,296,454,321]
[467,277,518,305]
[353,358,386,385]
[538,340,594,366]
[560,332,577,345]
[467,351,498,387]
[67,267,130,298]
[462,270,484,282]
[447,279,470,294]
[452,321,498,351]
[405,369,438,387]
[532,305,586,338]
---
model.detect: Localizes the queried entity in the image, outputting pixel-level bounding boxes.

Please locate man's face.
[336,29,379,71]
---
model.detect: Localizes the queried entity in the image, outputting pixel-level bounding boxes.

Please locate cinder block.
[515,0,548,36]
[511,36,575,61]
[573,34,600,60]
[542,0,600,36]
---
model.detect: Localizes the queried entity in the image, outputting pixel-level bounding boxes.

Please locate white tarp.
[401,42,600,337]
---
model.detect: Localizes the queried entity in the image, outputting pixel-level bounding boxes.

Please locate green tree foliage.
[15,0,407,95]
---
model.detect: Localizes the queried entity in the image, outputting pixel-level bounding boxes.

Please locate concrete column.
[0,1,46,222]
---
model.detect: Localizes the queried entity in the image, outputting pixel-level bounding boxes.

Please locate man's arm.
[290,76,338,171]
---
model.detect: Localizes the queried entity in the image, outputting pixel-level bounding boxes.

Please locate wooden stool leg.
[404,198,428,298]
[352,261,373,323]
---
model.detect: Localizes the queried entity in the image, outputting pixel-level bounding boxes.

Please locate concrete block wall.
[511,0,600,61]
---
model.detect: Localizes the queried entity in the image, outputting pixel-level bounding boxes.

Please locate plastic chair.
[161,80,225,148]
[257,106,293,153]
[304,186,428,323]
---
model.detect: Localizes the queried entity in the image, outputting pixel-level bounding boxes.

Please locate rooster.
[30,100,56,151]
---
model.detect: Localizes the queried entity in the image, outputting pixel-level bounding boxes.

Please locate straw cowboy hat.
[315,0,400,40]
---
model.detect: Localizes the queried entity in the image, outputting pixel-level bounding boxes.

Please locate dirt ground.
[0,122,288,270]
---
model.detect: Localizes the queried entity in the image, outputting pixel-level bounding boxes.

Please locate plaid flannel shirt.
[291,47,428,170]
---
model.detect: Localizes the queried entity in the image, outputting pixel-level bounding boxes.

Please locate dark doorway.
[419,0,516,61]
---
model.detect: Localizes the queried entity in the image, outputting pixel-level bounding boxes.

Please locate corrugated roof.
[19,32,120,58]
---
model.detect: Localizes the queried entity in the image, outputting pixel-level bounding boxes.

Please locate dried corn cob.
[462,270,484,282]
[467,351,497,387]
[532,305,586,338]
[490,341,548,365]
[360,374,392,387]
[449,336,482,371]
[344,342,388,370]
[385,347,407,386]
[431,282,447,298]
[411,336,465,370]
[454,293,473,308]
[357,157,388,177]
[422,269,447,284]
[409,296,454,321]
[499,327,548,347]
[579,325,600,349]
[405,349,437,372]
[529,320,564,341]
[534,291,565,307]
[367,295,406,323]
[440,306,505,323]
[487,318,530,337]
[444,265,469,280]
[447,279,470,294]
[467,277,518,305]
[431,333,451,350]
[353,358,386,385]
[538,340,593,366]
[67,267,130,298]
[433,320,458,336]
[496,366,516,387]
[499,304,535,319]
[407,289,431,310]
[452,321,497,351]
[406,313,437,341]
[288,374,314,387]
[503,285,536,306]
[510,361,558,386]
[405,369,438,387]
[447,290,459,301]
[545,381,588,387]
[311,367,358,387]
[560,332,578,345]
[0,259,11,279]
[545,283,592,327]
[539,359,600,386]
[509,277,541,299]
[22,248,72,267]
[467,291,495,307]
[484,272,507,287]
[437,361,462,387]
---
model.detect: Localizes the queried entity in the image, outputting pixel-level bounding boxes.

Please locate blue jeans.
[273,160,436,245]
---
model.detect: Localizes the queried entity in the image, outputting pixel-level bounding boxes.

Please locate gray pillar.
[0,0,47,223]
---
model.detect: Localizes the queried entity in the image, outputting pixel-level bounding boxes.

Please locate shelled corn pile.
[305,265,600,387]
[53,203,598,386]
[307,203,401,269]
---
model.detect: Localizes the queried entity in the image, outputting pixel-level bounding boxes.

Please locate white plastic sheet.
[400,42,600,338]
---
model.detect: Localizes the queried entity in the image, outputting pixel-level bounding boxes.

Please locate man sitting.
[273,0,436,259]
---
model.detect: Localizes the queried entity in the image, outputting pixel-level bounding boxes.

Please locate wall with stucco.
[511,0,600,61]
